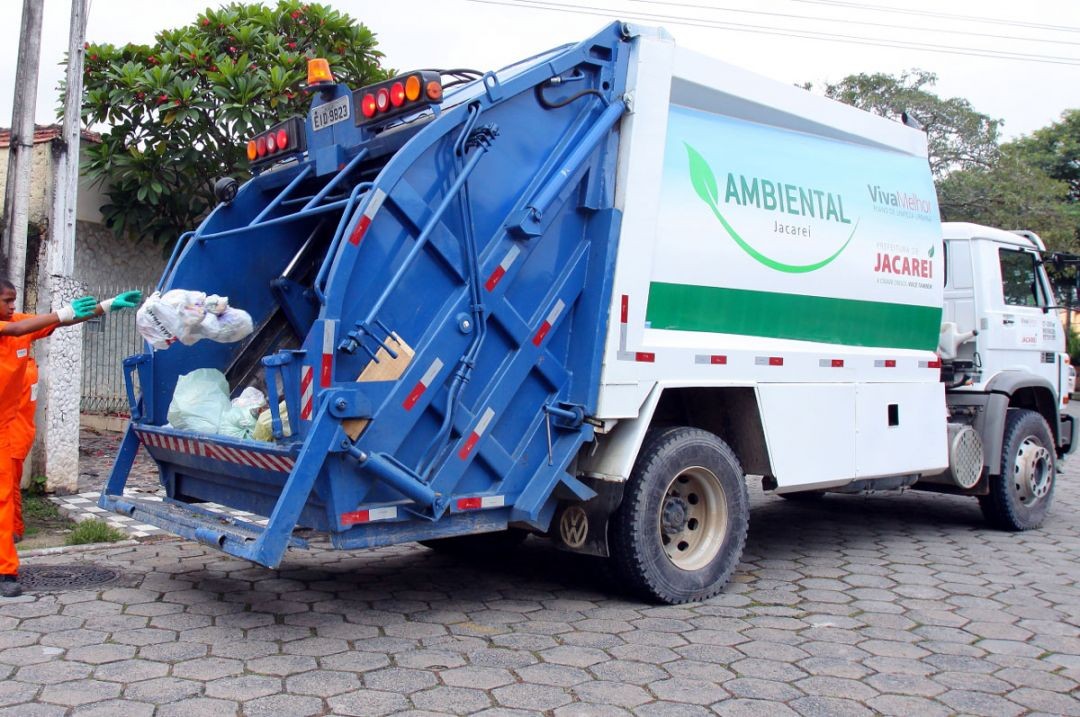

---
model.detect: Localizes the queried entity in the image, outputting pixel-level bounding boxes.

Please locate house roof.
[0,124,102,148]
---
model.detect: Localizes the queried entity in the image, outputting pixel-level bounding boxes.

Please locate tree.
[937,146,1078,252]
[1010,110,1080,202]
[80,1,388,246]
[814,70,1002,180]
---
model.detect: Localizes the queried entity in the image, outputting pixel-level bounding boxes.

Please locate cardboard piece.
[343,333,414,439]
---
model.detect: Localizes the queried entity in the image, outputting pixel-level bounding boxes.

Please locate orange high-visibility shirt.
[11,358,38,461]
[0,314,56,454]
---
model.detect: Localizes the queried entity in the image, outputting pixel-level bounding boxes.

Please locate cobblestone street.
[4,433,1079,715]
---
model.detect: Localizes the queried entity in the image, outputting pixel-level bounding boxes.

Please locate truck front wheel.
[610,427,749,604]
[980,408,1056,531]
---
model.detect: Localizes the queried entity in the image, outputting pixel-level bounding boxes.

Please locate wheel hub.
[1014,438,1052,505]
[658,467,729,572]
[661,496,690,534]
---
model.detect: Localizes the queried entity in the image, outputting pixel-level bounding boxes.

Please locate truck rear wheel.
[610,427,749,604]
[979,408,1056,531]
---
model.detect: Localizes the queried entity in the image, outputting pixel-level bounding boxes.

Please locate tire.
[419,528,528,555]
[979,408,1056,531]
[609,427,749,604]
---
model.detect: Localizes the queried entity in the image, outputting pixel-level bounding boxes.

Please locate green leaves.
[78,1,387,247]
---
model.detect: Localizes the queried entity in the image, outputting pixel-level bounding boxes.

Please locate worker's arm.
[0,291,143,337]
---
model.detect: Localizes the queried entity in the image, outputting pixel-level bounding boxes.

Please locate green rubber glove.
[57,295,98,322]
[103,290,143,312]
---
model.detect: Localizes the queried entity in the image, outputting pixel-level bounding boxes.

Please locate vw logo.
[559,506,589,549]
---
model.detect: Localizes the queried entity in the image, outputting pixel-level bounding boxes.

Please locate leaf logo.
[684,142,858,274]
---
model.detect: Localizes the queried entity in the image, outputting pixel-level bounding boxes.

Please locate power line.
[789,0,1080,34]
[460,0,1080,65]
[626,0,1080,46]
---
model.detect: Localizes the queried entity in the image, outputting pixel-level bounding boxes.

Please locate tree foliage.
[937,146,1078,252]
[816,70,1002,180]
[1010,110,1080,203]
[80,1,388,246]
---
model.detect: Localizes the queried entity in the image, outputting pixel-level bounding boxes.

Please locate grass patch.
[22,493,67,539]
[65,520,127,546]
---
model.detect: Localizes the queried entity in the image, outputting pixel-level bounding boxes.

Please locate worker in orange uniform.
[0,279,142,598]
[10,357,39,543]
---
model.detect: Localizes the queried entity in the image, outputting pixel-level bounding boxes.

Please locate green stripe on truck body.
[645,282,941,351]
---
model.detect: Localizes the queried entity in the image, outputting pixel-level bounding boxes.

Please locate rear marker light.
[276,129,288,149]
[246,140,257,161]
[255,136,267,157]
[426,81,442,101]
[376,88,390,112]
[362,93,377,118]
[266,133,277,152]
[390,81,405,107]
[405,74,421,101]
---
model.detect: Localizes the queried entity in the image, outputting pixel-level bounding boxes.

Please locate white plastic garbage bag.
[167,369,232,434]
[136,289,254,350]
[219,387,267,440]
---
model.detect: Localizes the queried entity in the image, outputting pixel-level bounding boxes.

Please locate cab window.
[999,248,1047,307]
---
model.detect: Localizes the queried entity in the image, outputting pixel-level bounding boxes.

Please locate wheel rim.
[1013,437,1052,506]
[658,466,728,571]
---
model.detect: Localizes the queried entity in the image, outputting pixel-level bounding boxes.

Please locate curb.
[19,539,140,559]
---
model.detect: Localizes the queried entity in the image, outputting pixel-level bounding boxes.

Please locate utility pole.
[52,0,89,278]
[1,0,44,311]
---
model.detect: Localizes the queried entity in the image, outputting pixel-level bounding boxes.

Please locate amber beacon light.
[307,58,335,87]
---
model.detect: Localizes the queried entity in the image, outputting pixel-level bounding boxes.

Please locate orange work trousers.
[0,457,19,576]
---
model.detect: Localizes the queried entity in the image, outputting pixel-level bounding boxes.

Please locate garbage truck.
[103,22,1075,604]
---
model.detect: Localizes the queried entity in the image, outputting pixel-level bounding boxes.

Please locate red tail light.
[245,116,307,169]
[390,81,405,107]
[353,71,444,126]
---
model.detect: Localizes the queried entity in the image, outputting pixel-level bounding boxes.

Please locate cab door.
[979,244,1061,391]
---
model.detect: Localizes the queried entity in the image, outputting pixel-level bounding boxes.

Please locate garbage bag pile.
[167,369,267,440]
[136,289,253,350]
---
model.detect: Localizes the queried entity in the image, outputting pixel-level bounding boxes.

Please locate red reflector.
[266,132,277,152]
[390,81,405,107]
[711,355,727,365]
[620,295,629,324]
[340,510,369,525]
[769,357,784,366]
[635,352,655,362]
[457,497,482,511]
[927,359,941,369]
[885,359,896,368]
[255,136,267,157]
[831,359,844,368]
[361,93,377,118]
[376,88,390,112]
[276,129,289,149]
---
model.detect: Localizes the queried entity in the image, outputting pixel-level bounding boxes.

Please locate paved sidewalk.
[4,458,1080,715]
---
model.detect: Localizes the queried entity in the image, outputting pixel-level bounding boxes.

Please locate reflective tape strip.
[532,299,566,347]
[349,188,386,245]
[320,321,335,388]
[620,295,628,324]
[341,506,397,525]
[459,407,495,460]
[457,495,505,511]
[919,359,942,369]
[635,352,655,363]
[875,359,897,368]
[403,358,444,410]
[485,244,521,292]
[755,356,784,366]
[695,355,727,365]
[300,366,314,420]
[820,359,845,368]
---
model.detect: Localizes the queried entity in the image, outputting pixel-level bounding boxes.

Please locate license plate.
[311,95,350,130]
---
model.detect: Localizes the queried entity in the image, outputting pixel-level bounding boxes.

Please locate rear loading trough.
[102,24,632,568]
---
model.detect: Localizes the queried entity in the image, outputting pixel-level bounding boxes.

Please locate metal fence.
[81,284,151,415]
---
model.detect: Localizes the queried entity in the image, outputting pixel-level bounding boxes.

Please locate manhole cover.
[19,565,119,591]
